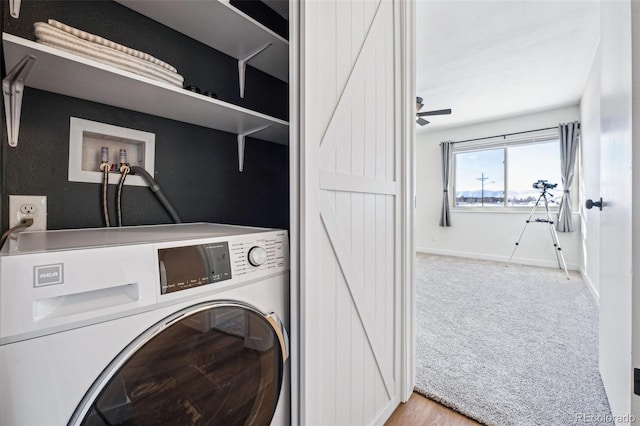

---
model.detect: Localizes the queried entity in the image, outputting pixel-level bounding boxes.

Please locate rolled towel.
[34,22,184,88]
[48,19,178,73]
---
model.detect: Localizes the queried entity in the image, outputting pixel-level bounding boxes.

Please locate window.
[454,139,562,208]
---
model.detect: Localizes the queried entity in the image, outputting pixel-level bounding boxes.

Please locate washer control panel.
[157,230,288,295]
[230,231,287,277]
[158,242,232,294]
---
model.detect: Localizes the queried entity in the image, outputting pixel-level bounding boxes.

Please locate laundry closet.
[0,2,294,425]
[3,0,412,424]
[1,0,290,231]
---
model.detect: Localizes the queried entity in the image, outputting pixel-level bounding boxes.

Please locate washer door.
[70,301,288,426]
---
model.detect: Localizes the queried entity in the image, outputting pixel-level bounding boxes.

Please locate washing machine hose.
[99,163,111,227]
[116,165,130,227]
[130,166,182,224]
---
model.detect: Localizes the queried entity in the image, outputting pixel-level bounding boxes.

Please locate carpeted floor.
[414,253,612,426]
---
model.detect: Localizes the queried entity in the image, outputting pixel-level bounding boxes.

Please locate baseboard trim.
[580,268,600,305]
[373,396,401,426]
[416,247,580,271]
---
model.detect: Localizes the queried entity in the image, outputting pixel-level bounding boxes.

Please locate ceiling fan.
[416,96,451,126]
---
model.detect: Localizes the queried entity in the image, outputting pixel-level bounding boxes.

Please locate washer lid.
[69,301,288,426]
[2,223,274,255]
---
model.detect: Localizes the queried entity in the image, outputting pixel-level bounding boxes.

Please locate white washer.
[0,223,290,426]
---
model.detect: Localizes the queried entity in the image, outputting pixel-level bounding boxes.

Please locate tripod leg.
[549,224,569,279]
[543,195,562,267]
[543,194,570,279]
[508,193,545,264]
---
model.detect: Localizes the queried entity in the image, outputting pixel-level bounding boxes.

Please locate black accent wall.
[1,1,289,231]
[230,0,288,40]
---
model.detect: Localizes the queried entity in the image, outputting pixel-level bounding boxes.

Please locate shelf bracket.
[237,124,271,172]
[238,43,272,98]
[9,0,21,18]
[3,54,36,147]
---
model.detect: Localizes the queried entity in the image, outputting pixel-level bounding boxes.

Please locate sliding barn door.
[300,0,402,424]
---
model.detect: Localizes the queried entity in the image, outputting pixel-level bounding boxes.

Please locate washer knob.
[248,246,267,267]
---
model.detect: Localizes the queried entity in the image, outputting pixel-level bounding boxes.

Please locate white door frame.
[399,0,417,403]
[288,0,301,423]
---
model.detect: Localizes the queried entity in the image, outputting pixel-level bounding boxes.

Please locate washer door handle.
[266,312,289,363]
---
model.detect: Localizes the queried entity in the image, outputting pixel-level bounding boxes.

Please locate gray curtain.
[439,142,452,227]
[556,121,579,232]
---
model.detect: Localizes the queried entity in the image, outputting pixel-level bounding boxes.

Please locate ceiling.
[416,0,600,132]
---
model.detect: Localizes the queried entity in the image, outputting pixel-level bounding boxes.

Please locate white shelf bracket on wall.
[238,43,272,98]
[2,54,36,147]
[9,0,21,18]
[237,124,271,172]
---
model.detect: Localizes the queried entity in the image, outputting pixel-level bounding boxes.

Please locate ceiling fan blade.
[416,96,424,112]
[416,117,429,126]
[417,108,452,117]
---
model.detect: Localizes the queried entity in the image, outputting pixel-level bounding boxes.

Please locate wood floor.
[385,393,482,426]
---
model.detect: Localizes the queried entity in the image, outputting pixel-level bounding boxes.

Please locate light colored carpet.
[414,253,612,426]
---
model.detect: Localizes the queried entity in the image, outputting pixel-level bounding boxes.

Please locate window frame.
[450,132,576,212]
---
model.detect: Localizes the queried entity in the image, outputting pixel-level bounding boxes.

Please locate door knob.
[585,198,603,211]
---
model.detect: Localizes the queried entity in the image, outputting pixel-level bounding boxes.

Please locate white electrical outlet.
[9,195,47,231]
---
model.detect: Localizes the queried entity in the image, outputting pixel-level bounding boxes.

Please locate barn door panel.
[301,0,400,424]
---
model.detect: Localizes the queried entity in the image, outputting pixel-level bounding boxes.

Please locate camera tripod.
[507,188,569,279]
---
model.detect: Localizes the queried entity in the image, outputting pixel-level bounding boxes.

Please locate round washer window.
[73,302,286,426]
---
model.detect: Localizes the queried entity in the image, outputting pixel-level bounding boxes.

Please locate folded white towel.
[34,22,184,88]
[48,19,178,73]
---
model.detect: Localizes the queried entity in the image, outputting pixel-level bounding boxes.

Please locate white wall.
[416,106,582,270]
[579,44,601,302]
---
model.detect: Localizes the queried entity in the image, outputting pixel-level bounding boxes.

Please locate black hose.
[130,166,182,223]
[116,166,129,227]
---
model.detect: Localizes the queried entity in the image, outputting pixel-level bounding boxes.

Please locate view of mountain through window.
[455,148,505,206]
[454,140,562,207]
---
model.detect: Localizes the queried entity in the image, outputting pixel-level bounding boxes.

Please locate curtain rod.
[444,123,580,145]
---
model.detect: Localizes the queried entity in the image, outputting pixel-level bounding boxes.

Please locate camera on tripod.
[532,180,558,191]
[508,178,569,278]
